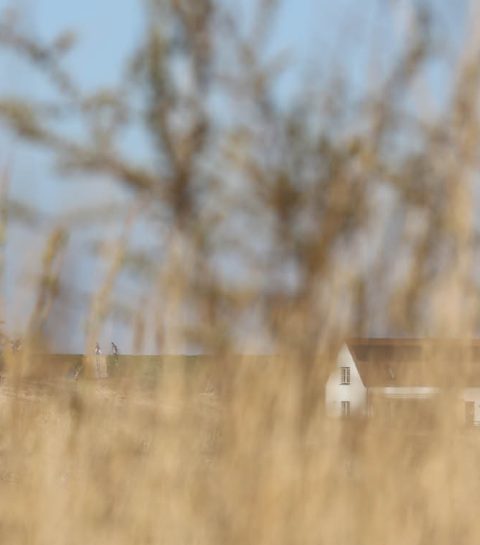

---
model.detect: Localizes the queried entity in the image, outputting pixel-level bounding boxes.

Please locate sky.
[0,0,319,211]
[0,0,468,351]
[0,0,381,210]
[0,0,325,350]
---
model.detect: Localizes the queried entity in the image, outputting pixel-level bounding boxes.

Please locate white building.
[325,338,480,426]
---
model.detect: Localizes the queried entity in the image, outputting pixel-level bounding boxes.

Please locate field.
[0,353,475,545]
[0,0,478,542]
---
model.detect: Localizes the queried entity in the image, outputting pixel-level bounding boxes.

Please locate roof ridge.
[347,338,480,346]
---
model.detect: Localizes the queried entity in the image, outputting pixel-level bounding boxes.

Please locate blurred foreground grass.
[0,0,478,543]
[0,353,476,545]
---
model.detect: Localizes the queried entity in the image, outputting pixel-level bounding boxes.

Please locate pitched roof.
[346,338,480,387]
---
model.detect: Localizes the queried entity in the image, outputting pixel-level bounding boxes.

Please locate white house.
[325,343,367,418]
[325,338,480,426]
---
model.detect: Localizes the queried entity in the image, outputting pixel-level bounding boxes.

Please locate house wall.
[369,387,440,399]
[325,343,480,425]
[325,344,367,417]
[461,388,480,425]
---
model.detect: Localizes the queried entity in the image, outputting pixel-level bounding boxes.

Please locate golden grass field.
[0,350,474,545]
[0,0,478,543]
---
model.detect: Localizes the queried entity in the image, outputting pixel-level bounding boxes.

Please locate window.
[341,401,351,417]
[465,401,475,427]
[340,367,350,385]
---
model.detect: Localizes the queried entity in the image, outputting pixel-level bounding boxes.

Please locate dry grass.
[0,1,478,543]
[0,355,475,545]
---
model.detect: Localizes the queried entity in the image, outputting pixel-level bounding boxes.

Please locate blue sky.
[16,0,316,92]
[4,0,460,208]
[23,0,141,88]
[0,0,468,349]
[0,0,325,213]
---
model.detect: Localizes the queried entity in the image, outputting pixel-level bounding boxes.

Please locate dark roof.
[347,338,480,387]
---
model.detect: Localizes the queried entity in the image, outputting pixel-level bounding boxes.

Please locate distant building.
[325,338,480,426]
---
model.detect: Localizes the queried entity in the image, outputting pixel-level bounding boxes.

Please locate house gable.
[326,338,480,426]
[325,343,367,417]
